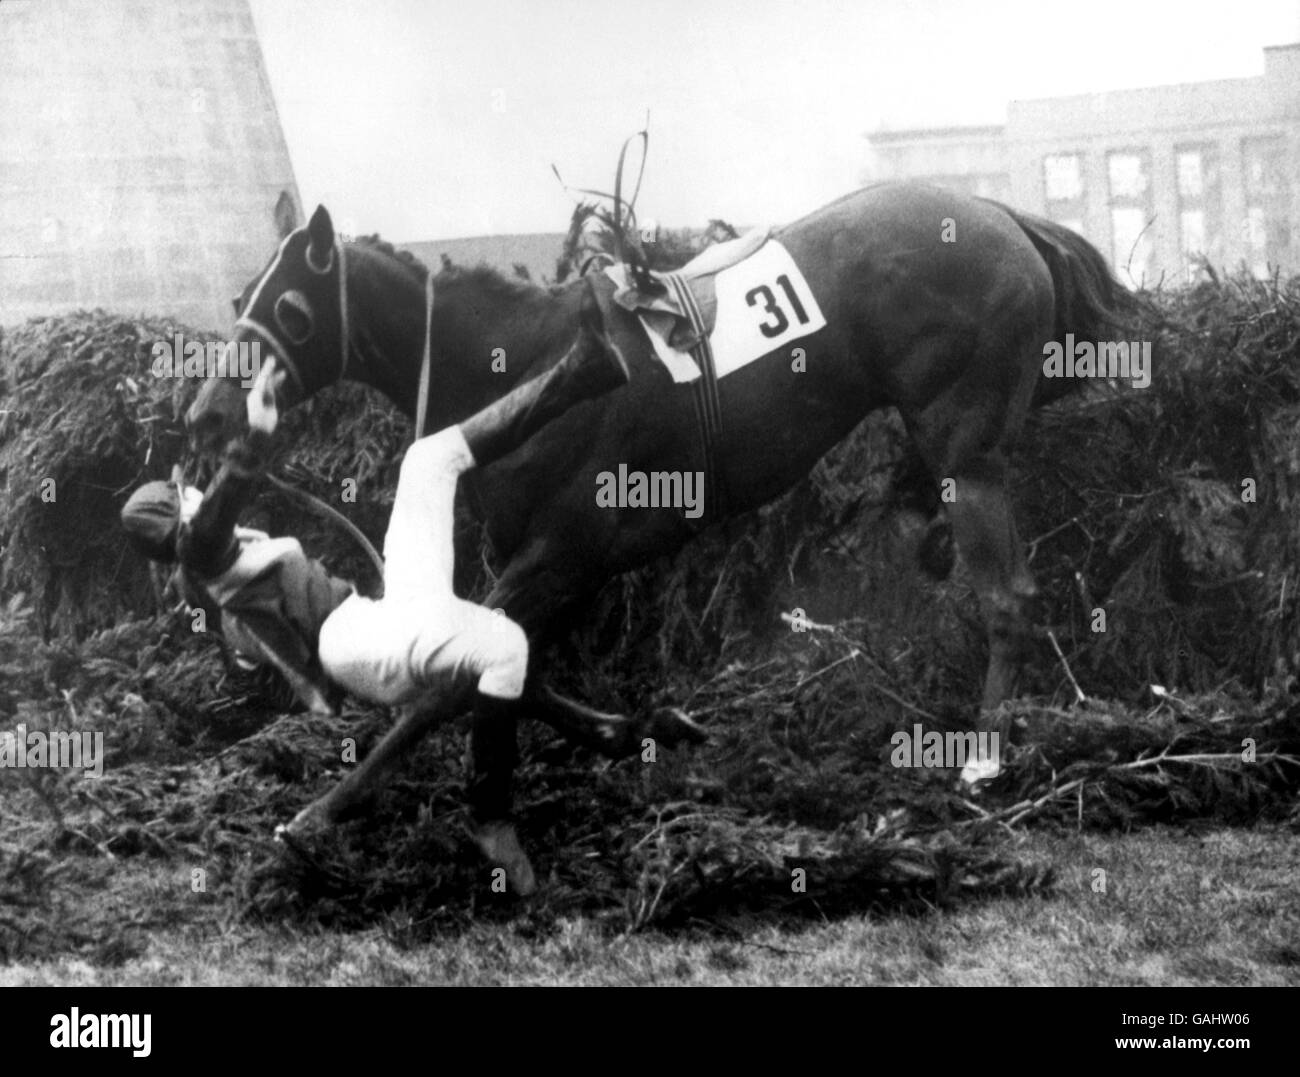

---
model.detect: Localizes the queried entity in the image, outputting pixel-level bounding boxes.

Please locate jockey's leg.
[457,277,628,467]
[381,428,467,602]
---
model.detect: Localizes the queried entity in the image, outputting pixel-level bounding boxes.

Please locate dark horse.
[187,182,1132,864]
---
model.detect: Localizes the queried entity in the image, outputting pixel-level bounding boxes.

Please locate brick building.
[0,0,300,331]
[864,44,1300,286]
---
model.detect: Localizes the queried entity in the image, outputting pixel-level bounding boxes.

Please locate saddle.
[603,226,772,380]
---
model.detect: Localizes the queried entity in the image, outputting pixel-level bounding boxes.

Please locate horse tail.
[985,200,1142,407]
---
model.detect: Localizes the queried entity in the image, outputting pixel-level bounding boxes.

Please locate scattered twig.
[793,650,861,690]
[1047,630,1087,705]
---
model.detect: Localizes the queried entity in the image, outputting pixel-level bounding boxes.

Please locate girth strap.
[665,272,726,521]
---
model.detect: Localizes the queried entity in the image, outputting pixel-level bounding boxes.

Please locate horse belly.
[711,331,878,512]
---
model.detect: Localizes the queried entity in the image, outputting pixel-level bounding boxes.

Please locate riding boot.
[468,694,536,895]
[468,695,518,819]
[459,279,629,468]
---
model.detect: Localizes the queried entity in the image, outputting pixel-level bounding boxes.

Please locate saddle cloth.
[603,227,826,384]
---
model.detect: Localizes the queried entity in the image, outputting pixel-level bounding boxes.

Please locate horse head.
[186,192,350,456]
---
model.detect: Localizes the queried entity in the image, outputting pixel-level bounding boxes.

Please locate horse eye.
[231,293,244,316]
[274,290,313,344]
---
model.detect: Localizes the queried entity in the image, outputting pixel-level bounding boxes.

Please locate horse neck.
[347,251,582,427]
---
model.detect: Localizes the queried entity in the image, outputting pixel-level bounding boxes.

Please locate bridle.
[336,239,439,441]
[226,230,440,592]
[235,231,438,441]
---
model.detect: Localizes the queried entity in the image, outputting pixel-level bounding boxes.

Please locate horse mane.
[350,233,430,277]
[350,233,547,297]
[439,262,548,299]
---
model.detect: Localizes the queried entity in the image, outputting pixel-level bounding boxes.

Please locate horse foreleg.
[280,685,467,837]
[530,685,708,757]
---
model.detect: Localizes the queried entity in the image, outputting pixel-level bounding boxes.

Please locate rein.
[415,266,435,440]
[304,239,437,588]
[554,123,659,292]
[612,129,658,294]
[265,472,386,596]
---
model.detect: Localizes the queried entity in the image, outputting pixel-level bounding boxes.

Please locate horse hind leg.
[954,455,1038,720]
[902,412,1038,736]
[891,442,956,580]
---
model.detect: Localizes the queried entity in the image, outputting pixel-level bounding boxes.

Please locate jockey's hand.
[247,357,288,435]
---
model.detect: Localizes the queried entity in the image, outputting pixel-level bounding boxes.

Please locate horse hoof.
[645,706,709,748]
[278,803,334,842]
[474,820,538,897]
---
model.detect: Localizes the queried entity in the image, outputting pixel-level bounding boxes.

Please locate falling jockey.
[120,285,696,892]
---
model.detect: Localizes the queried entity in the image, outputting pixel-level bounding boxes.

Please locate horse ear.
[273,191,300,239]
[306,205,335,266]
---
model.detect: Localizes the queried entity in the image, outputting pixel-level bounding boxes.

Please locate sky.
[248,0,1300,241]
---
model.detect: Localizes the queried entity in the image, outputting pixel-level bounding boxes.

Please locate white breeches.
[318,429,529,704]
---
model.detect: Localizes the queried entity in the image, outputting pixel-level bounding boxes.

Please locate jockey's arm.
[177,358,285,577]
[176,427,272,577]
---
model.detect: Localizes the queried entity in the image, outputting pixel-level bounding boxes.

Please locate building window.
[1107,150,1154,287]
[1043,153,1085,234]
[1175,145,1221,282]
[1044,154,1082,201]
[1177,150,1204,199]
[1108,153,1148,200]
[1242,136,1290,278]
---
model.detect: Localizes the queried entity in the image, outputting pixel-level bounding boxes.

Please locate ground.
[4,827,1296,986]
